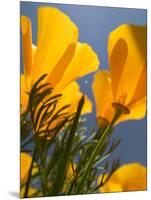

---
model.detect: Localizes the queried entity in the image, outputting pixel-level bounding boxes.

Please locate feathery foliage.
[20,75,121,198]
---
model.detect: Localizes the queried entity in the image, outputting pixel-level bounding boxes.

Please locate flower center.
[112,103,130,114]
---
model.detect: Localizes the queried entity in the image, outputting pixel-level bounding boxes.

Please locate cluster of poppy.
[20,6,147,196]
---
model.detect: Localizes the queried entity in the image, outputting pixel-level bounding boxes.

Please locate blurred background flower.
[98,163,147,192]
[21,152,33,184]
[20,153,38,198]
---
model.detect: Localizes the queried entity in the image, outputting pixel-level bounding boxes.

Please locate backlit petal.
[56,81,92,114]
[47,43,76,87]
[55,81,80,113]
[92,70,114,122]
[99,163,146,192]
[114,163,147,191]
[32,7,78,83]
[109,25,147,105]
[21,16,33,85]
[69,92,92,115]
[98,173,123,193]
[56,42,99,90]
[32,44,37,63]
[117,97,146,123]
[128,64,146,105]
[81,95,92,114]
[101,181,123,192]
[21,74,29,111]
[109,38,128,99]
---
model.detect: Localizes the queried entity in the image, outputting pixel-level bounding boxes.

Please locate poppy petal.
[99,163,146,192]
[21,16,33,79]
[56,42,99,90]
[21,74,29,111]
[118,97,146,123]
[32,7,78,83]
[109,38,128,100]
[128,64,146,105]
[109,25,147,105]
[56,81,92,114]
[47,43,76,87]
[92,70,114,122]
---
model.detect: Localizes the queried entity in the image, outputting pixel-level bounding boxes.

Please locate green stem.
[24,146,36,198]
[76,109,122,194]
[42,151,47,196]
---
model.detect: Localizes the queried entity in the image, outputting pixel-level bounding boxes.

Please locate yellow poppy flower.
[98,163,147,192]
[21,7,99,117]
[92,24,146,125]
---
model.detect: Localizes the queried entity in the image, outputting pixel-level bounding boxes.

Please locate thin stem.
[41,144,48,196]
[76,109,122,193]
[92,173,105,192]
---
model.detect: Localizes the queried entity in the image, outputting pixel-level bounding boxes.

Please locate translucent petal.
[32,7,78,83]
[21,74,29,111]
[21,16,33,78]
[99,163,146,192]
[108,24,147,105]
[92,70,114,122]
[56,42,99,90]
